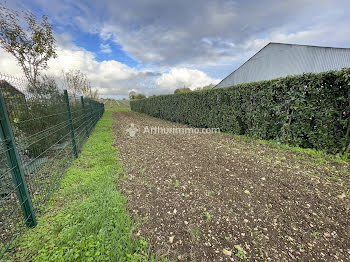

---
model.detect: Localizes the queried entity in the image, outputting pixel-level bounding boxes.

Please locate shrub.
[131,68,350,154]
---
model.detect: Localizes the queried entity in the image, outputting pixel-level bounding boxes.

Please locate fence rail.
[0,74,104,259]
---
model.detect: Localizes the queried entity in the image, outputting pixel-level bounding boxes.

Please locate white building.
[215,43,350,88]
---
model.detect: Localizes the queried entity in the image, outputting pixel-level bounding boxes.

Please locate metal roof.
[0,80,25,97]
[215,42,350,88]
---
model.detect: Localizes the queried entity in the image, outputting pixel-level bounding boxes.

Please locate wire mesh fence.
[0,74,104,259]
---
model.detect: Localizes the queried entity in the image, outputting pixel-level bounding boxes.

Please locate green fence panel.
[0,92,36,228]
[0,78,105,259]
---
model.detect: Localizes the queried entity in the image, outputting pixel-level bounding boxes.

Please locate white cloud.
[6,0,350,77]
[0,49,23,77]
[99,43,112,54]
[155,68,219,93]
[0,35,218,98]
[241,28,329,52]
[60,0,350,68]
[5,0,350,90]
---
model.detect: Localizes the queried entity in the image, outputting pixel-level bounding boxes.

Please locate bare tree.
[0,4,57,86]
[62,69,98,99]
[129,90,136,100]
[63,69,85,96]
[90,89,99,100]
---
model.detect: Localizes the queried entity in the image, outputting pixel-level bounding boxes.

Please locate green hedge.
[131,68,350,153]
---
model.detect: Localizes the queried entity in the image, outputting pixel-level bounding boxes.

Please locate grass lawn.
[13,109,156,261]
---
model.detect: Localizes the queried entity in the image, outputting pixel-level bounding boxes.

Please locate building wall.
[215,43,350,88]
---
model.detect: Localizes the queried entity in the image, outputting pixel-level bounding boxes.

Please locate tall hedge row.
[131,68,350,153]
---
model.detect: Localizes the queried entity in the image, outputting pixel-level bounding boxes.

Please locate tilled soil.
[113,111,350,262]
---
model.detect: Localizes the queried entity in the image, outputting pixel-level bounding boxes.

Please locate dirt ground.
[113,111,350,262]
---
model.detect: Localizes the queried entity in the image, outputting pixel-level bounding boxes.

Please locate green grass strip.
[14,109,153,261]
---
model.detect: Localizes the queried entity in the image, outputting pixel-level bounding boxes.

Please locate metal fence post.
[64,90,78,158]
[93,101,97,125]
[80,96,89,138]
[90,100,94,128]
[0,92,37,228]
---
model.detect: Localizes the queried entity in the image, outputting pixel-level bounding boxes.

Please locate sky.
[1,0,349,98]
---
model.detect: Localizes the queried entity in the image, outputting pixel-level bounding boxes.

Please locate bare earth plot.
[113,111,350,262]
